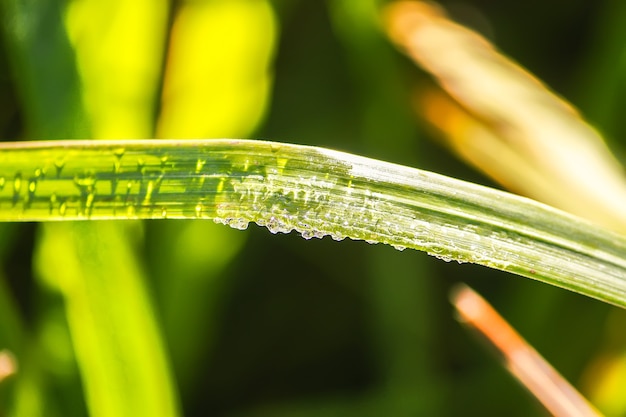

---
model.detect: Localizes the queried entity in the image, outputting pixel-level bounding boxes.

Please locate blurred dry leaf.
[452,284,602,417]
[384,1,626,233]
[0,350,17,382]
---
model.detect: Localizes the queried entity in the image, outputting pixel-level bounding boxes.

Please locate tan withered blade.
[0,350,17,383]
[452,284,603,417]
[384,1,626,233]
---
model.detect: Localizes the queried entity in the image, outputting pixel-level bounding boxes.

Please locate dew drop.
[28,180,37,194]
[113,148,125,159]
[74,174,96,188]
[54,158,65,177]
[331,233,345,241]
[13,173,22,195]
[59,202,67,216]
[229,218,249,230]
[137,158,146,175]
[112,149,125,174]
[430,252,453,262]
[195,203,203,218]
[265,216,291,234]
[392,244,407,251]
[143,180,155,203]
[266,217,280,234]
[85,193,94,210]
[0,177,6,191]
[49,193,58,213]
[161,207,167,218]
[217,178,225,193]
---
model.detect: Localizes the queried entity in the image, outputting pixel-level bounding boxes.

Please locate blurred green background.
[1,0,626,416]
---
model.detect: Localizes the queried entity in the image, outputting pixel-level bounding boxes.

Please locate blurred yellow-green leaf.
[157,0,277,138]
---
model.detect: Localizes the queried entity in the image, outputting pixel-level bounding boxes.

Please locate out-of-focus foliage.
[0,0,625,416]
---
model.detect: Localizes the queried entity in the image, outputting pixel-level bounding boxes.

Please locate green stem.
[1,139,625,307]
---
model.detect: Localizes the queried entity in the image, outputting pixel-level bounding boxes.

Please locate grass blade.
[0,138,625,308]
[35,222,180,417]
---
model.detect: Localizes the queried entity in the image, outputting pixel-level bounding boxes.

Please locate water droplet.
[48,193,57,214]
[59,202,67,216]
[143,180,155,203]
[217,178,226,193]
[137,158,146,175]
[74,174,96,188]
[161,207,167,218]
[0,177,5,191]
[12,173,22,205]
[160,155,169,167]
[26,179,37,206]
[392,244,406,251]
[113,148,125,159]
[54,158,65,177]
[430,252,453,262]
[195,203,203,217]
[265,216,291,234]
[13,173,22,195]
[229,218,249,230]
[112,148,125,174]
[85,193,94,211]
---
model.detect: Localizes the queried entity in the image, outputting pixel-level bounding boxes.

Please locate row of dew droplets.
[184,148,477,259]
[134,151,174,219]
[219,157,393,244]
[111,147,162,218]
[211,157,417,248]
[0,154,67,217]
[257,169,332,237]
[111,148,170,219]
[212,155,306,236]
[5,168,44,211]
[214,155,265,231]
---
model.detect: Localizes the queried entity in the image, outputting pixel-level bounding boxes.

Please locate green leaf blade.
[1,138,625,307]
